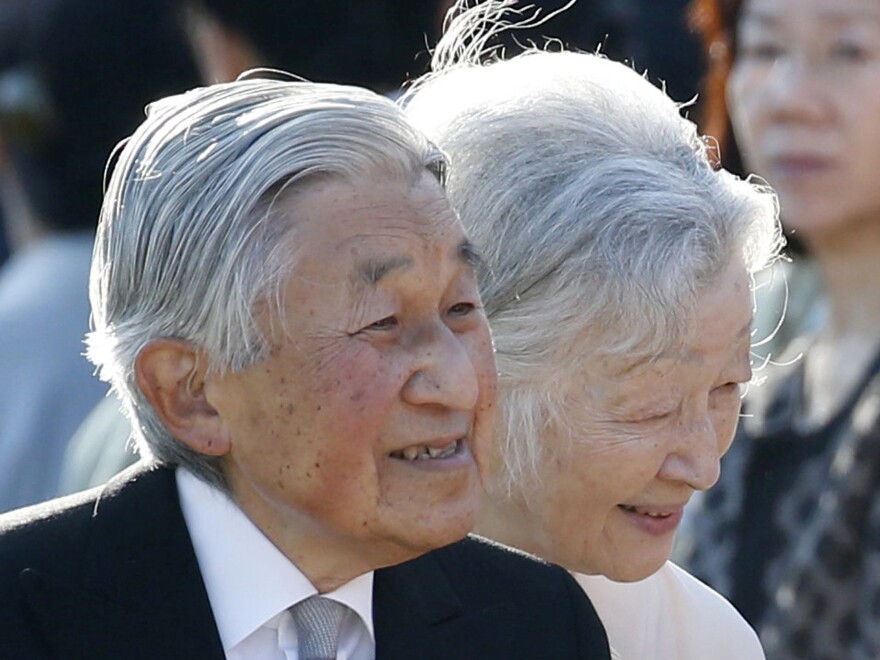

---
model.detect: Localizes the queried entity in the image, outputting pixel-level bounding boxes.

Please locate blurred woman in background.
[678,0,880,656]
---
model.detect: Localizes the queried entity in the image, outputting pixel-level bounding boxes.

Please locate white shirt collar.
[175,467,375,651]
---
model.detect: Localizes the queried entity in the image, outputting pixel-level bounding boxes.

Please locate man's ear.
[135,338,231,457]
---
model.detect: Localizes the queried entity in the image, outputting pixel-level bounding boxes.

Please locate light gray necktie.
[289,596,347,660]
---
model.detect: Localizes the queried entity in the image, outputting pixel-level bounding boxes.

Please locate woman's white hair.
[401,0,783,495]
[87,76,445,490]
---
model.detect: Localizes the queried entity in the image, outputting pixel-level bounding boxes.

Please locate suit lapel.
[20,465,225,659]
[373,550,515,660]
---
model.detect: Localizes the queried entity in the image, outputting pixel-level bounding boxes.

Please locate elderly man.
[0,77,609,658]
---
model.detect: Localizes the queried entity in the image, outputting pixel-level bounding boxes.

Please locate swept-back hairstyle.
[402,0,782,495]
[87,76,445,490]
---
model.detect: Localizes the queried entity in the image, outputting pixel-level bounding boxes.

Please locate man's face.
[205,171,497,580]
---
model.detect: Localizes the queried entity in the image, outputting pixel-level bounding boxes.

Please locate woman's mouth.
[618,503,684,536]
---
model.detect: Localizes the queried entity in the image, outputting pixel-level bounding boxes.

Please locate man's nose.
[401,322,480,411]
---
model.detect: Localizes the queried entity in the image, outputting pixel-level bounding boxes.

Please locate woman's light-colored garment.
[576,561,764,660]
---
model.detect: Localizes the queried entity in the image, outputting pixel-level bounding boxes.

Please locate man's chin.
[372,507,479,566]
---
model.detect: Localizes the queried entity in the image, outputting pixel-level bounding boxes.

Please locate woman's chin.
[585,551,669,583]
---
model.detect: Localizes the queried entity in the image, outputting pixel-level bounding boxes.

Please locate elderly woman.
[401,2,782,658]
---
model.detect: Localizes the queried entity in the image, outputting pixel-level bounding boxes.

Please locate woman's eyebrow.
[348,254,413,292]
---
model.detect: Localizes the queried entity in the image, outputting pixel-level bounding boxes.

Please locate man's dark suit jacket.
[0,463,610,659]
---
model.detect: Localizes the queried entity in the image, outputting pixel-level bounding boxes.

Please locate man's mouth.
[389,439,461,461]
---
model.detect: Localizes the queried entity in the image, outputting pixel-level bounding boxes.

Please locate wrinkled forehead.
[590,264,753,378]
[269,169,470,281]
[277,167,458,233]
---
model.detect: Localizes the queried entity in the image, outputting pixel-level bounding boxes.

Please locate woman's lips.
[767,155,834,180]
[618,504,684,536]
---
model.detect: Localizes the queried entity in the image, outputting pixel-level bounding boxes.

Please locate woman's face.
[512,258,753,581]
[727,0,880,244]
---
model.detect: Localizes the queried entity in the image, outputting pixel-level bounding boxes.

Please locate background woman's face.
[514,258,753,582]
[728,0,880,244]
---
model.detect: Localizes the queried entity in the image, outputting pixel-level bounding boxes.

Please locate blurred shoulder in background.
[0,0,199,512]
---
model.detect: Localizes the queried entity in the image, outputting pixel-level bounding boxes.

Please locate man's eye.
[448,302,476,317]
[366,315,398,331]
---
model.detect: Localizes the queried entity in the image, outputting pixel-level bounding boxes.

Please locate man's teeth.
[393,441,458,461]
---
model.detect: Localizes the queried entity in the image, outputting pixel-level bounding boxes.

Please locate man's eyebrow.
[347,239,481,291]
[459,239,482,269]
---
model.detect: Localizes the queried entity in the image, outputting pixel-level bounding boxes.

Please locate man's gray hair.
[87,76,445,490]
[401,0,783,494]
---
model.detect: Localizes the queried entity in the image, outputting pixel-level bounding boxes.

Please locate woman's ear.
[135,338,231,456]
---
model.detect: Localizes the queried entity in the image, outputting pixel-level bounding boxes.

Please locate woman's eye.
[711,382,742,402]
[644,410,676,423]
[740,42,784,61]
[831,42,869,62]
[625,407,677,425]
